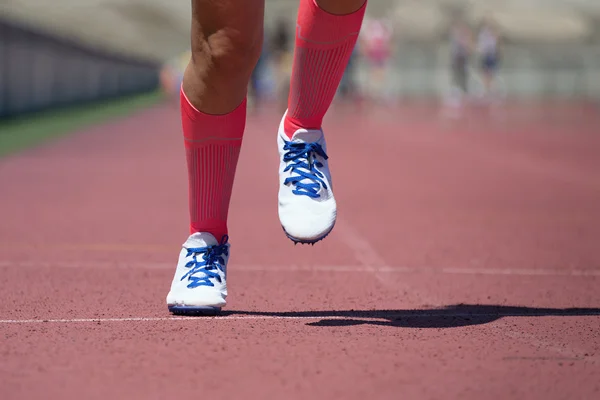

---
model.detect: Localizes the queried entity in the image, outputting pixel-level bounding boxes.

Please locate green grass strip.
[0,90,164,158]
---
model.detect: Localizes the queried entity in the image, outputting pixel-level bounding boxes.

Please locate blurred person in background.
[338,42,361,102]
[270,17,293,112]
[447,18,474,113]
[359,16,393,104]
[167,0,368,315]
[248,34,271,111]
[159,64,176,102]
[160,51,190,106]
[477,17,502,103]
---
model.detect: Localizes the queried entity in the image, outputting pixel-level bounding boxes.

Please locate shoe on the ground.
[277,113,337,244]
[166,232,229,315]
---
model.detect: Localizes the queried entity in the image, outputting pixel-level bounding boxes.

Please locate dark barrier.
[0,18,160,119]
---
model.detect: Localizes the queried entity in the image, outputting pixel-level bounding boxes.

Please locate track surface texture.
[1,100,599,399]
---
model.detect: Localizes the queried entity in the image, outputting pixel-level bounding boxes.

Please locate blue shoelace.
[283,141,329,198]
[180,236,229,288]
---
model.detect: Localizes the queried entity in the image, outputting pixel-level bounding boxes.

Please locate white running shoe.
[277,114,337,244]
[166,232,229,315]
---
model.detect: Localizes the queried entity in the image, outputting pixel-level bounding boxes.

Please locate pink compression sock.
[180,88,246,241]
[284,0,367,138]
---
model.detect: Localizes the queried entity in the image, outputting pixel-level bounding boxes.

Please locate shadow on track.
[222,304,600,328]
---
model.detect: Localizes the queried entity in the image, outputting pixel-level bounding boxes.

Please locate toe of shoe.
[279,202,337,242]
[166,289,226,308]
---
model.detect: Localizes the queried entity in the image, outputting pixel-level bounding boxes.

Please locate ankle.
[283,113,322,139]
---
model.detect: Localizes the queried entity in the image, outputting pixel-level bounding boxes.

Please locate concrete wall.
[0,18,159,119]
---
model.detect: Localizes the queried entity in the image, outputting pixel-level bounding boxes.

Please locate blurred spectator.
[477,17,503,102]
[359,17,394,103]
[249,34,271,110]
[449,18,474,106]
[160,65,176,101]
[338,41,361,101]
[270,18,293,111]
[160,50,190,105]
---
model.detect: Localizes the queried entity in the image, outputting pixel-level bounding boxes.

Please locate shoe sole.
[168,305,222,316]
[282,222,335,245]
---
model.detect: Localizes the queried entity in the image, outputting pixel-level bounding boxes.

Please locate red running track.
[0,101,599,399]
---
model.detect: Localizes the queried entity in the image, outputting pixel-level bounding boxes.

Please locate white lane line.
[333,220,387,269]
[333,218,444,304]
[3,312,598,325]
[435,267,600,277]
[0,314,447,324]
[0,261,598,276]
[333,219,599,362]
[0,316,344,324]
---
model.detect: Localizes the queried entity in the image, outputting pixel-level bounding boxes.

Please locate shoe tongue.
[290,128,323,143]
[185,232,219,248]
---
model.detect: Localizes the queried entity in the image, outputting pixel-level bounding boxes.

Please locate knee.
[191,28,263,82]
